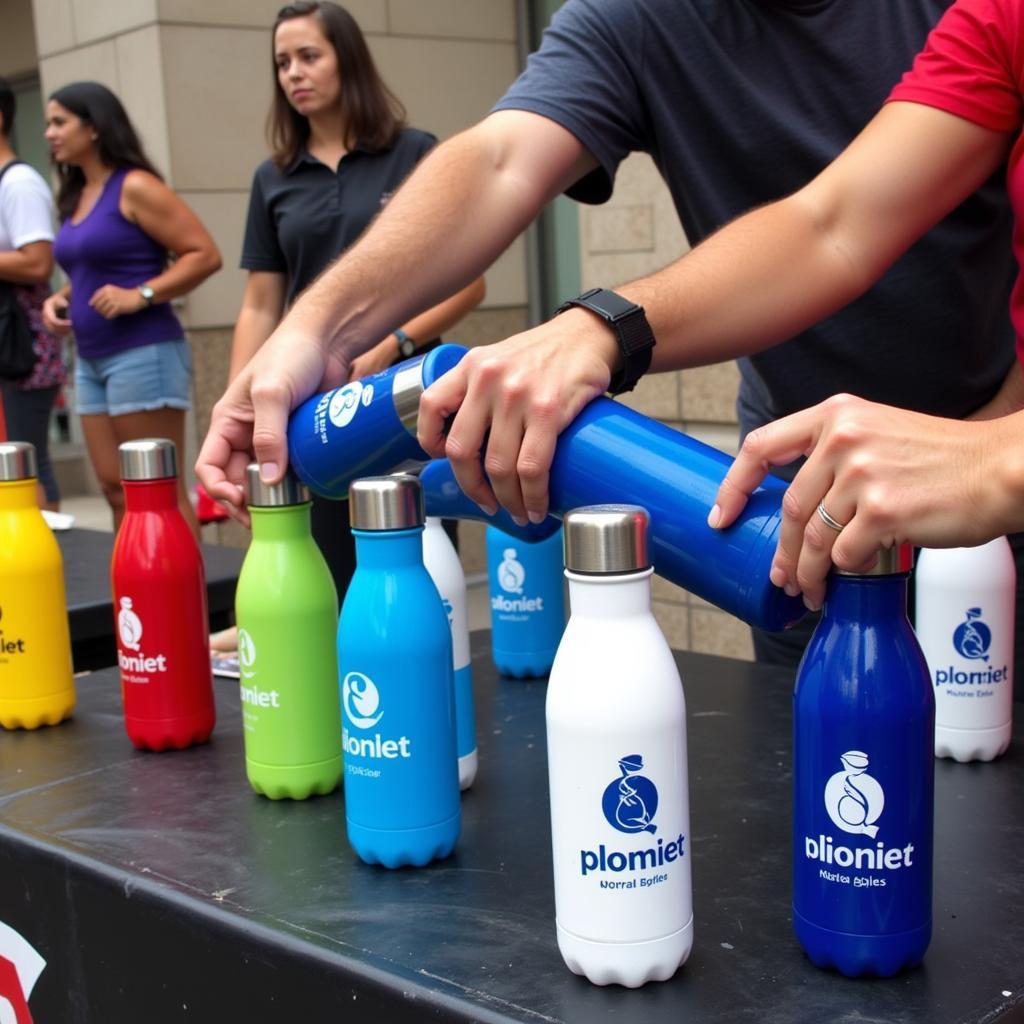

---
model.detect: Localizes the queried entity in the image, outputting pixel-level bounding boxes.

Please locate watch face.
[399,338,416,359]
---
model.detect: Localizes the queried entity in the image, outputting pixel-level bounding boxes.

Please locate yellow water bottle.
[0,442,75,728]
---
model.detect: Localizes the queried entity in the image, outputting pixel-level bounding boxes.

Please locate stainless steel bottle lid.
[836,543,913,577]
[349,474,424,530]
[118,439,178,481]
[0,441,38,482]
[391,354,429,436]
[245,462,309,508]
[564,504,650,574]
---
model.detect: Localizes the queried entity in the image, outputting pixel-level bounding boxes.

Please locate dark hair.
[48,81,163,221]
[0,78,14,139]
[269,2,406,168]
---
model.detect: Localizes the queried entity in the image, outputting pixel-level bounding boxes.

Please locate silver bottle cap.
[349,474,424,531]
[0,441,38,482]
[119,439,178,481]
[564,504,650,574]
[391,354,429,436]
[245,462,310,508]
[836,543,914,577]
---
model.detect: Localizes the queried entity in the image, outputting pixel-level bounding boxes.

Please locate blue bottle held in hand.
[486,525,566,678]
[793,546,934,977]
[339,475,460,868]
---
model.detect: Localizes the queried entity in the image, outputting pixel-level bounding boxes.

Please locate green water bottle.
[235,463,342,799]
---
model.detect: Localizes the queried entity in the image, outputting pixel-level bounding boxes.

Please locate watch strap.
[555,287,655,395]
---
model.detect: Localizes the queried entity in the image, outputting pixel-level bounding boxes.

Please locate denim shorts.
[76,339,192,416]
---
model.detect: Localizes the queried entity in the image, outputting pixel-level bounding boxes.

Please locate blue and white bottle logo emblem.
[238,628,256,678]
[117,596,143,651]
[343,671,384,729]
[442,597,454,626]
[498,548,526,595]
[953,607,992,661]
[328,381,373,428]
[602,754,658,835]
[824,751,884,838]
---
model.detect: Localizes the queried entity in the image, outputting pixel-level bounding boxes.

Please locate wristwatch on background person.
[393,328,417,360]
[554,287,656,395]
[138,284,155,306]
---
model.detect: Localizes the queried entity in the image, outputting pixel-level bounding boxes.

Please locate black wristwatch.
[554,287,655,395]
[393,328,417,360]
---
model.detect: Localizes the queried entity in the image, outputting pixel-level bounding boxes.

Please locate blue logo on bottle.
[953,607,991,661]
[602,754,658,835]
[343,671,384,728]
[824,751,884,839]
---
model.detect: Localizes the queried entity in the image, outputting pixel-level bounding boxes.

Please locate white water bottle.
[546,505,693,987]
[915,539,1015,762]
[423,517,477,789]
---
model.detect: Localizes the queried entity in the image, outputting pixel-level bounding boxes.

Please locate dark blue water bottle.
[793,545,934,977]
[486,525,566,678]
[338,475,460,868]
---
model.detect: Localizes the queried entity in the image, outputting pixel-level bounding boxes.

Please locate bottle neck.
[122,477,179,512]
[353,526,424,569]
[823,573,910,623]
[566,568,652,618]
[0,479,39,510]
[249,502,312,541]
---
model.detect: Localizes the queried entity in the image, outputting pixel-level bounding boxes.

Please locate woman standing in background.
[42,81,221,535]
[231,0,484,599]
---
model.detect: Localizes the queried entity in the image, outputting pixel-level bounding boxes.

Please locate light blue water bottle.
[338,475,460,868]
[793,546,934,977]
[486,525,566,678]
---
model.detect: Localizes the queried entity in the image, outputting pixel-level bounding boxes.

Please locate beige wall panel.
[176,190,249,330]
[680,362,740,426]
[70,0,156,47]
[689,608,754,662]
[40,39,120,98]
[480,238,527,308]
[387,0,516,42]
[370,36,518,142]
[1,0,40,77]
[161,25,273,191]
[618,370,680,422]
[157,0,387,32]
[31,0,76,59]
[114,27,171,182]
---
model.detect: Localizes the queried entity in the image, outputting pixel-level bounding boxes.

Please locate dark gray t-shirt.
[495,0,1016,471]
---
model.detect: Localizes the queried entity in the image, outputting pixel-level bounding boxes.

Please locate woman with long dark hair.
[42,81,221,534]
[230,1,483,598]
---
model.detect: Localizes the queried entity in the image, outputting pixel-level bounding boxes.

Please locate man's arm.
[196,110,595,506]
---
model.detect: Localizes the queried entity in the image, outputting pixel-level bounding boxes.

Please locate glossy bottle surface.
[547,567,692,987]
[338,526,460,867]
[487,526,566,678]
[0,479,75,729]
[793,571,934,977]
[423,517,477,790]
[111,477,215,750]
[236,501,342,799]
[915,540,1015,762]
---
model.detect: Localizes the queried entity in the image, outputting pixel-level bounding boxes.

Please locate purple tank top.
[53,168,184,358]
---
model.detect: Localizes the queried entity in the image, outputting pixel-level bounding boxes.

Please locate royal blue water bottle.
[287,345,804,633]
[486,525,566,678]
[793,546,934,977]
[338,475,460,868]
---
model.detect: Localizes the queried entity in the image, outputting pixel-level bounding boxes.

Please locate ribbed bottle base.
[556,918,693,988]
[126,710,215,752]
[934,721,1011,763]
[346,813,460,868]
[458,749,478,790]
[0,693,75,730]
[492,649,556,679]
[247,755,342,800]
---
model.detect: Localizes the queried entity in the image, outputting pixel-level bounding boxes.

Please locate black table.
[0,634,1021,1023]
[57,527,245,671]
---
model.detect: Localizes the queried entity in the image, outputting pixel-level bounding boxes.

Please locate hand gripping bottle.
[0,442,75,728]
[338,475,460,867]
[793,547,934,977]
[915,540,1015,762]
[236,464,342,798]
[422,516,477,790]
[486,525,566,678]
[547,505,692,987]
[111,439,216,750]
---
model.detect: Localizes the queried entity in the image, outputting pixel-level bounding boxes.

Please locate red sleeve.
[887,0,1024,134]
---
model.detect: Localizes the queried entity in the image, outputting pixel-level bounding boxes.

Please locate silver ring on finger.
[816,499,847,533]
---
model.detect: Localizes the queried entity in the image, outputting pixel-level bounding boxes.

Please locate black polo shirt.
[241,127,437,306]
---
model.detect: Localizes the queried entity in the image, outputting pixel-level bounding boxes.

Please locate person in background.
[0,77,64,511]
[196,0,1020,672]
[229,1,484,600]
[42,81,221,536]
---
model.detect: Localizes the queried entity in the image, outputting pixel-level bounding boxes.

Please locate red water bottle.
[111,439,215,750]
